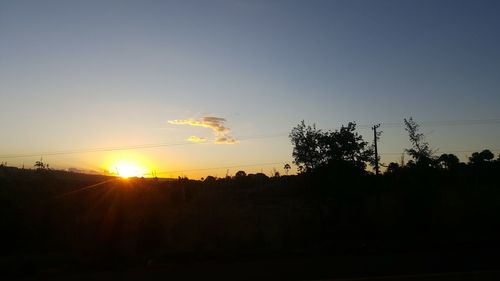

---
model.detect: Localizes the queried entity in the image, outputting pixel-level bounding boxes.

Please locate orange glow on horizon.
[114,161,146,178]
[106,156,151,178]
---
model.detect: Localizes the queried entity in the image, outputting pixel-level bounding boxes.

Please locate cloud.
[168,116,238,144]
[214,136,238,144]
[187,136,208,143]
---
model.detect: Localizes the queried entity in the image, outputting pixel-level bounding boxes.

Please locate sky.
[1,0,499,178]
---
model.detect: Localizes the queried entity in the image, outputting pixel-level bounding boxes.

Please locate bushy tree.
[321,122,373,170]
[438,153,460,170]
[34,159,46,170]
[290,120,373,172]
[386,162,400,173]
[235,170,247,178]
[204,175,217,183]
[289,121,326,172]
[469,149,494,164]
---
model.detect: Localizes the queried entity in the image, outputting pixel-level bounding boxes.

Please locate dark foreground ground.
[53,270,500,281]
[4,250,500,280]
[2,166,500,279]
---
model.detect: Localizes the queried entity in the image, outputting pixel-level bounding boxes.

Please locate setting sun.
[112,161,147,178]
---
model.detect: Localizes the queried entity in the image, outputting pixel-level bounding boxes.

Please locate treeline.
[289,117,500,175]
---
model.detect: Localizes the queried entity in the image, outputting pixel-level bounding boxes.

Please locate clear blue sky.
[1,0,499,177]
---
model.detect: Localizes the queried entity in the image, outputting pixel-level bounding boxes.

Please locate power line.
[376,149,500,168]
[0,141,197,159]
[147,161,285,176]
[356,118,500,129]
[380,149,500,156]
[1,118,499,159]
[0,133,289,159]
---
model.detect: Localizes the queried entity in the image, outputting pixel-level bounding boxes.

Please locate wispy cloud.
[168,116,238,144]
[187,136,208,143]
[214,137,238,144]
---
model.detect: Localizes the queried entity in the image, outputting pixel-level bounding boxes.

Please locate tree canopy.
[289,121,373,173]
[469,149,494,164]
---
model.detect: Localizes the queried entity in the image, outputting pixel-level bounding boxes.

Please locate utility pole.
[372,124,381,175]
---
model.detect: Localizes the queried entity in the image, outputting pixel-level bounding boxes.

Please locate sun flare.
[113,161,146,178]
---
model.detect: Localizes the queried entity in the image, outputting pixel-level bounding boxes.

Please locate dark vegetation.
[1,118,500,279]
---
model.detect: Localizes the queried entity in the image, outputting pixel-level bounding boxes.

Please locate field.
[2,165,500,279]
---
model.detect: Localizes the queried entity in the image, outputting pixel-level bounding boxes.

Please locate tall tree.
[404,117,434,166]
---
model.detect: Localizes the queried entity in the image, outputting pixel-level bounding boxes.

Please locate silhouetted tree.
[406,159,416,168]
[297,165,304,173]
[284,163,291,175]
[469,149,494,164]
[254,172,269,181]
[290,121,373,172]
[321,122,373,170]
[268,167,278,178]
[438,153,460,170]
[386,162,400,174]
[235,170,247,178]
[34,159,45,170]
[204,175,216,183]
[404,117,434,167]
[289,121,326,172]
